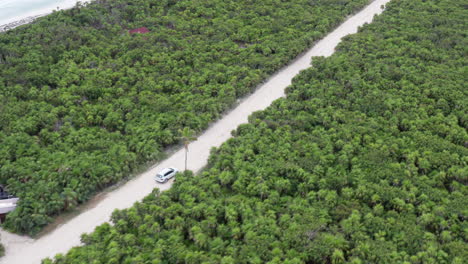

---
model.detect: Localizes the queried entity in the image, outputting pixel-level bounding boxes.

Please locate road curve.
[0,0,392,262]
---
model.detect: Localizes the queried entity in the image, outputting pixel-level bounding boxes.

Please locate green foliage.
[0,0,368,234]
[47,0,467,263]
[0,237,4,257]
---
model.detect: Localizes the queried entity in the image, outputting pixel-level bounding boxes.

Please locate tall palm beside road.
[179,127,196,171]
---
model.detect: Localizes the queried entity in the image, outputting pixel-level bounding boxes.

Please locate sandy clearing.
[0,0,392,262]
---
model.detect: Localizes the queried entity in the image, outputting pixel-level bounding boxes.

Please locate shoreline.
[0,0,92,33]
[0,14,47,32]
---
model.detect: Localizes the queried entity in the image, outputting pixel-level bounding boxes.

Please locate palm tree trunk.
[184,146,188,171]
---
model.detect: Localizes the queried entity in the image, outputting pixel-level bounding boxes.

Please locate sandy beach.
[0,0,92,32]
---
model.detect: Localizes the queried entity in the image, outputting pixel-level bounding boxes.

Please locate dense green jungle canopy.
[0,0,369,234]
[46,0,468,263]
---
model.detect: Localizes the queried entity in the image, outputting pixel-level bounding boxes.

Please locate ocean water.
[0,0,83,25]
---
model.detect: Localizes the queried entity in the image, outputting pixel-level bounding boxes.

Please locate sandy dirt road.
[0,0,392,262]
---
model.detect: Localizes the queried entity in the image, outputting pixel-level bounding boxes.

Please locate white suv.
[155,167,178,183]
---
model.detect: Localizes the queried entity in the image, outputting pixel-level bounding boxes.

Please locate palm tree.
[62,187,78,210]
[179,127,196,171]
